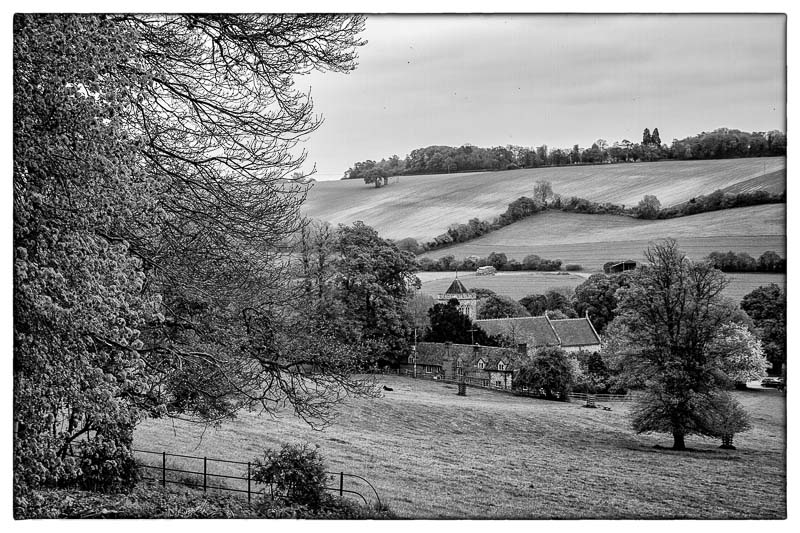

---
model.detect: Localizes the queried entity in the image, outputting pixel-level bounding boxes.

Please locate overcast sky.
[297,14,785,180]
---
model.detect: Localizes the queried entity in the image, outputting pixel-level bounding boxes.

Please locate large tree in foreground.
[14,14,368,495]
[606,239,767,450]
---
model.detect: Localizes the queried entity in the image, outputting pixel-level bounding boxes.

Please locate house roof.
[475,317,559,347]
[444,278,470,295]
[549,318,601,347]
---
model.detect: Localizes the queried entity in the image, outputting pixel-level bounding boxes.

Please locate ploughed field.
[134,375,786,519]
[302,157,785,242]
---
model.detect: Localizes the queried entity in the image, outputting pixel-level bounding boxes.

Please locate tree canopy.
[606,239,766,450]
[14,14,368,493]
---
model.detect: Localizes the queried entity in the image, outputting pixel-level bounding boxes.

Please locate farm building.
[401,342,524,389]
[435,278,477,320]
[604,260,637,274]
[475,315,601,355]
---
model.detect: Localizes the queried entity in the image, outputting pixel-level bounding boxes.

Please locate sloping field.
[135,375,785,518]
[302,157,785,241]
[419,204,785,270]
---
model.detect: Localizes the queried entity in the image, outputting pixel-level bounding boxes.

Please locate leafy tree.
[470,287,497,299]
[519,294,548,316]
[544,289,577,318]
[424,299,496,345]
[699,392,752,449]
[651,128,661,146]
[607,239,760,450]
[758,251,786,273]
[331,222,420,365]
[636,195,661,219]
[407,292,436,342]
[478,295,531,319]
[573,273,631,333]
[642,128,652,145]
[533,180,554,205]
[513,347,576,400]
[14,13,368,493]
[741,284,786,375]
[706,323,768,384]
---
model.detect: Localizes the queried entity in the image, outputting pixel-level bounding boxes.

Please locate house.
[401,342,525,389]
[474,314,601,355]
[435,278,477,320]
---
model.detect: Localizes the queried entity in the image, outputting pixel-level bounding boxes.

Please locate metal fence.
[131,448,381,508]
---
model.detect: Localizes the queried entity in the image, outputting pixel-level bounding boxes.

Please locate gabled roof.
[549,318,601,347]
[445,278,470,295]
[475,317,559,347]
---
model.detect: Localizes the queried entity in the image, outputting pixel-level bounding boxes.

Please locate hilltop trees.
[606,239,767,450]
[14,13,369,494]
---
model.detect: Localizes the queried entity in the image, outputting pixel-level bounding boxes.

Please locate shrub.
[252,442,327,509]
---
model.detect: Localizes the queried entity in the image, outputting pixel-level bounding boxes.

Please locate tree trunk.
[672,430,686,450]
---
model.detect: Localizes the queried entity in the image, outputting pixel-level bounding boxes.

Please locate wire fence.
[63,447,381,508]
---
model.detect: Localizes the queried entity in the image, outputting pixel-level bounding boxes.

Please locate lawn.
[418,204,785,271]
[134,375,786,519]
[302,157,785,242]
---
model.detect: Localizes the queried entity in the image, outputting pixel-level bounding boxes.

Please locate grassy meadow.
[418,204,785,271]
[134,375,786,519]
[302,157,785,242]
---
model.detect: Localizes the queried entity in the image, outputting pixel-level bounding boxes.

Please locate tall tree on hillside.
[642,128,652,145]
[636,195,661,219]
[533,180,554,205]
[606,239,766,450]
[651,128,662,146]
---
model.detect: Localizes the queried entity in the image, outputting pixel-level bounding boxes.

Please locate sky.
[296,14,786,181]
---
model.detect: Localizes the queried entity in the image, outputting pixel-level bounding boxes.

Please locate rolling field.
[416,270,784,304]
[418,204,785,271]
[302,157,785,241]
[134,375,786,518]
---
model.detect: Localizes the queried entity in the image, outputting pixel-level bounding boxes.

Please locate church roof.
[445,278,470,295]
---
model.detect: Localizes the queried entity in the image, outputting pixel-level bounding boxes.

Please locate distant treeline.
[396,187,785,254]
[417,252,565,272]
[706,251,785,273]
[342,128,787,185]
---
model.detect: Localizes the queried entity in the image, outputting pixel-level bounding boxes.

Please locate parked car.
[761,377,785,389]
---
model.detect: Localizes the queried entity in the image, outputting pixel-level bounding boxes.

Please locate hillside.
[302,157,785,241]
[135,375,785,518]
[418,204,785,270]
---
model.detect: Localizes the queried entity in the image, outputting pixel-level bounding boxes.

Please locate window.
[477,359,485,369]
[425,365,432,374]
[456,367,463,376]
[495,381,502,388]
[498,361,505,371]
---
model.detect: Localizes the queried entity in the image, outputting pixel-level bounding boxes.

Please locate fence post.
[247,462,251,504]
[162,452,166,487]
[203,457,207,492]
[339,472,344,497]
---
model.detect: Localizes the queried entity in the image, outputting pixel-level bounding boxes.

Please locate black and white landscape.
[12,13,786,520]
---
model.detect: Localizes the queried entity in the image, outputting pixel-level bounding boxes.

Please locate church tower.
[436,278,477,321]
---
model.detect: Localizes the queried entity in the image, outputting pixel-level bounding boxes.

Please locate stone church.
[435,278,477,320]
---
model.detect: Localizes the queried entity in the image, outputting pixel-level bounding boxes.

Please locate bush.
[564,264,582,271]
[252,442,327,509]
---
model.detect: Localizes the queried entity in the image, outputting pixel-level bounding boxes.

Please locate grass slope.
[419,204,785,269]
[134,376,786,519]
[302,157,785,241]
